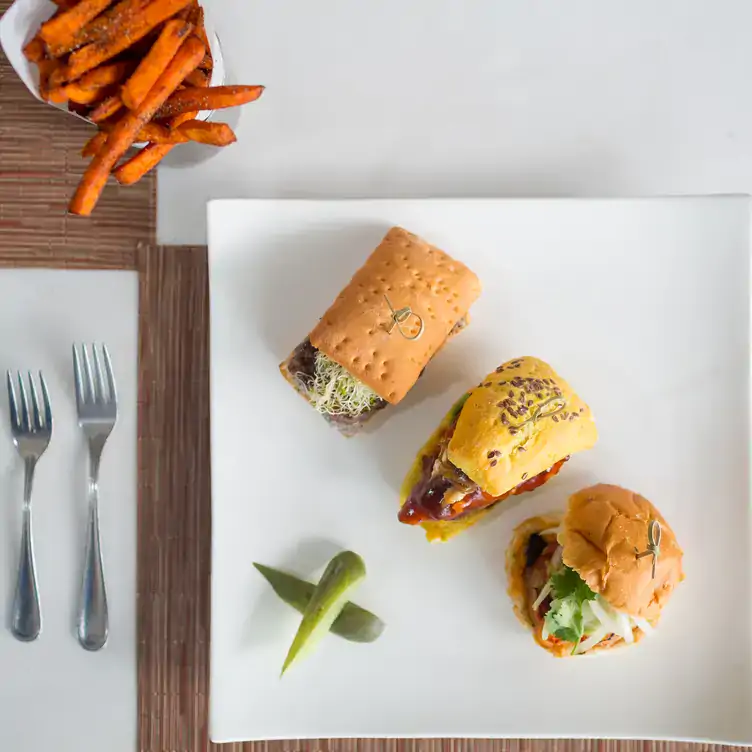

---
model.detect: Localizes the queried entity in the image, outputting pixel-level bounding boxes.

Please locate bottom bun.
[506,515,646,657]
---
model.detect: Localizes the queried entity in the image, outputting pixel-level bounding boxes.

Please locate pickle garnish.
[278,551,367,675]
[253,562,385,643]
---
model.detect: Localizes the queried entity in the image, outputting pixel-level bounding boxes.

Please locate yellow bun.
[560,484,684,620]
[506,513,647,657]
[309,227,481,404]
[448,357,598,498]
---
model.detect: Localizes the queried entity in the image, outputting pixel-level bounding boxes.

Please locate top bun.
[309,227,481,405]
[560,484,684,619]
[447,357,597,498]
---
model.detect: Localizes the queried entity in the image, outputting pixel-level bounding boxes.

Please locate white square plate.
[208,198,750,744]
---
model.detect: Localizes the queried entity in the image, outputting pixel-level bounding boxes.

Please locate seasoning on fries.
[23,0,265,216]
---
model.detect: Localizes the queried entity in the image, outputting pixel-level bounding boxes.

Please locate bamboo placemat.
[0,6,735,750]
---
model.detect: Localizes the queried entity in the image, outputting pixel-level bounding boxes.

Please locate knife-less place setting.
[8,344,117,649]
[0,270,138,752]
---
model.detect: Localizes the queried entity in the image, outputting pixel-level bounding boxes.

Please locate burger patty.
[398,420,569,524]
[524,534,557,626]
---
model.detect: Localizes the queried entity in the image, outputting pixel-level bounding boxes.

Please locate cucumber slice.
[280,551,366,675]
[253,563,385,643]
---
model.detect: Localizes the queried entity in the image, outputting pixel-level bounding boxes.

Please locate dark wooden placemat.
[0,5,735,751]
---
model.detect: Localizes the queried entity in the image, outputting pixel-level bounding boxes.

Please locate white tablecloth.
[158,0,752,245]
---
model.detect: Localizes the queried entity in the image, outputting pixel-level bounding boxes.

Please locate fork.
[6,371,52,642]
[73,343,117,651]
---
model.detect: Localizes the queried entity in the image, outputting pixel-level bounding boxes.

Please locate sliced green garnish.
[253,562,385,643]
[280,551,367,675]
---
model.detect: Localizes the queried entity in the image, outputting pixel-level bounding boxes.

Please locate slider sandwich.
[399,356,597,541]
[280,227,481,436]
[506,484,684,656]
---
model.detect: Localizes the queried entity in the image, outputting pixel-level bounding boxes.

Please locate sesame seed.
[501,413,509,425]
[569,415,575,421]
[508,390,514,398]
[537,393,543,399]
[518,405,528,414]
[552,416,559,423]
[580,407,585,413]
[519,391,525,400]
[527,400,534,406]
[509,428,518,435]
[497,401,505,408]
[490,460,498,467]
[518,446,526,452]
[522,473,528,480]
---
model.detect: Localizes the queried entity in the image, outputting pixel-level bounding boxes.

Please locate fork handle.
[12,506,41,642]
[77,500,108,651]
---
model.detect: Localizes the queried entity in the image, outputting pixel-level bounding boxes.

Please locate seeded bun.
[309,227,481,404]
[560,484,684,620]
[448,357,598,498]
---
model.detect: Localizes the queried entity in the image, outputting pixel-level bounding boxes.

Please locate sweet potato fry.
[176,119,236,146]
[23,36,46,63]
[45,85,71,104]
[63,0,193,82]
[88,94,123,122]
[198,51,212,71]
[111,107,196,183]
[69,36,205,216]
[46,0,150,57]
[99,120,187,143]
[121,18,194,110]
[37,58,60,100]
[61,82,107,105]
[81,129,108,157]
[112,143,172,185]
[136,122,188,143]
[39,0,114,49]
[183,68,208,87]
[77,61,131,90]
[51,63,129,105]
[156,85,264,118]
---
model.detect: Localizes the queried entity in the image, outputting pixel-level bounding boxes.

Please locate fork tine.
[92,343,106,404]
[73,344,85,408]
[28,372,42,431]
[17,373,30,433]
[81,343,96,403]
[102,344,117,405]
[40,372,52,431]
[6,371,18,429]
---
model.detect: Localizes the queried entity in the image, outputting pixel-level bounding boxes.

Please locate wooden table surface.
[0,4,731,750]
